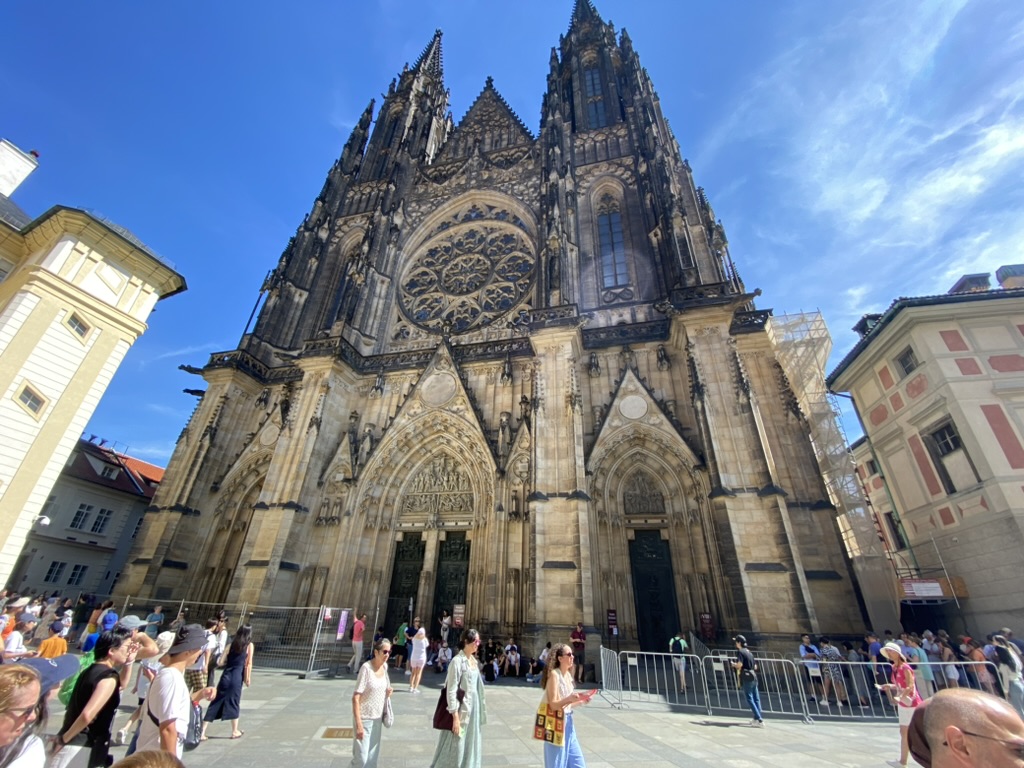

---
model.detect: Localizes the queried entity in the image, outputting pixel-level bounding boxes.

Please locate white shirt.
[188,632,217,671]
[7,735,45,768]
[137,666,191,758]
[5,631,27,656]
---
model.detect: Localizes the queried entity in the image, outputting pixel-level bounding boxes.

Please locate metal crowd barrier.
[598,647,1001,725]
[796,658,1002,721]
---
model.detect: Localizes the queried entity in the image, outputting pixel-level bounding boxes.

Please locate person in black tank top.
[52,630,137,768]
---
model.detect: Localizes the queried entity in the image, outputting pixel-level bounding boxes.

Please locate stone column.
[529,325,592,630]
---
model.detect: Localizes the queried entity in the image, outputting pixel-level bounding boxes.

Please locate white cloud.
[699,0,1024,329]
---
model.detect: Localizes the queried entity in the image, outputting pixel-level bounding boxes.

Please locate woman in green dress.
[430,628,487,768]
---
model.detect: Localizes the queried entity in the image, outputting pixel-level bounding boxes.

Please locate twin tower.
[120,2,869,648]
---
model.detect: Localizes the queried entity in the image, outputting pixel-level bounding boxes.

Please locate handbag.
[432,685,466,730]
[382,696,394,728]
[532,700,564,747]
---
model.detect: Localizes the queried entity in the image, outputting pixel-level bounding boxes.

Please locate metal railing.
[117,596,358,674]
[598,646,1000,725]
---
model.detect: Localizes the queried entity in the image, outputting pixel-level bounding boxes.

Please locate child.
[37,621,68,659]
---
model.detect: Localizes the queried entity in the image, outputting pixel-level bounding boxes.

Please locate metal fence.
[117,596,361,674]
[599,646,1002,725]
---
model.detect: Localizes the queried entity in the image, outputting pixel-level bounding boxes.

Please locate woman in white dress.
[409,627,429,694]
[351,639,393,768]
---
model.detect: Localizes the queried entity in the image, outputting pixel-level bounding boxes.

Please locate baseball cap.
[17,612,37,625]
[117,615,149,631]
[733,635,747,644]
[101,612,119,631]
[50,621,64,634]
[20,654,80,692]
[10,597,29,609]
[168,624,208,655]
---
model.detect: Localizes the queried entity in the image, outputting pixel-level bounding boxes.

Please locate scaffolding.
[767,312,900,632]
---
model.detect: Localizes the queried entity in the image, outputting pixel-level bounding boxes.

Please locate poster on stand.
[337,609,351,641]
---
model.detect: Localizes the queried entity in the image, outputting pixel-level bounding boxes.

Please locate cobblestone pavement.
[77,669,903,768]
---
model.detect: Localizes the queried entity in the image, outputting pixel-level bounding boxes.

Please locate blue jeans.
[543,711,587,768]
[742,679,763,721]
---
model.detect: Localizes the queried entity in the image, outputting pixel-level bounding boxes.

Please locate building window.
[131,517,144,539]
[896,346,919,377]
[44,561,67,583]
[91,508,113,534]
[69,504,92,530]
[866,459,879,476]
[884,512,908,551]
[65,312,92,340]
[922,419,978,495]
[583,67,607,129]
[67,564,88,587]
[100,465,118,479]
[15,383,47,419]
[598,209,628,289]
[0,256,15,283]
[931,423,962,457]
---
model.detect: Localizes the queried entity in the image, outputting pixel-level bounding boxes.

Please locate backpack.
[57,650,94,706]
[148,697,203,752]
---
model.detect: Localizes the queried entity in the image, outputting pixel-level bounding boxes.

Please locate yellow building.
[0,138,185,585]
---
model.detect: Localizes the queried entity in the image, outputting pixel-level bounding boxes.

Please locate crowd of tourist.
[0,588,253,768]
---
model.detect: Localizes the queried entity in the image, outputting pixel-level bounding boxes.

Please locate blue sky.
[4,0,1023,463]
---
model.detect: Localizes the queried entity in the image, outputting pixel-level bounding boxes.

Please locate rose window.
[399,224,535,333]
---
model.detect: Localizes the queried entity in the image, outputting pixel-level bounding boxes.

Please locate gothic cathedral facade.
[120,3,863,648]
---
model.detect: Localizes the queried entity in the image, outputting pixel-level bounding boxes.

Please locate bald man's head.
[924,688,1024,767]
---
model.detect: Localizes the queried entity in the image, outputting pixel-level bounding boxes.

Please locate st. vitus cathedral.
[121,1,864,648]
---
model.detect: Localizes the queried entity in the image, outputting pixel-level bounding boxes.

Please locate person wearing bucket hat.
[115,631,176,751]
[136,625,215,758]
[880,641,923,767]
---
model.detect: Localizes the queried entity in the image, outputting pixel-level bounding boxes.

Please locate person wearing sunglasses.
[540,643,595,768]
[0,665,41,766]
[351,639,393,768]
[430,628,487,768]
[910,687,1024,768]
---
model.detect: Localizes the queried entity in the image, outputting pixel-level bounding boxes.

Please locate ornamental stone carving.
[399,222,536,334]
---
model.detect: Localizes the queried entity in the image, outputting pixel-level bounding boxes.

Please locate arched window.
[597,194,627,288]
[584,67,607,129]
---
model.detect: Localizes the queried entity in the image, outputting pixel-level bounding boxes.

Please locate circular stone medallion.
[619,395,649,420]
[421,372,458,406]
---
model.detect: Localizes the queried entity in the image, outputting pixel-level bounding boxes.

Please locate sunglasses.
[950,731,1024,759]
[378,649,391,656]
[4,704,35,720]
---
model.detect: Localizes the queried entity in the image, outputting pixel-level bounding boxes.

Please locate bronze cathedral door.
[432,532,470,635]
[384,533,425,636]
[628,530,680,651]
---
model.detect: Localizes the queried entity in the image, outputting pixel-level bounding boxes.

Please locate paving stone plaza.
[76,669,903,768]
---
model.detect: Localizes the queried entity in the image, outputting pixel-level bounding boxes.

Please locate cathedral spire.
[412,29,444,79]
[569,0,602,30]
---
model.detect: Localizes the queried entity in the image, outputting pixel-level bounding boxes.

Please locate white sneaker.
[405,669,411,676]
[114,730,126,746]
[749,719,764,728]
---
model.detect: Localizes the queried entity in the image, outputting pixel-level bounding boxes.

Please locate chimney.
[996,264,1024,290]
[0,139,39,197]
[947,273,990,294]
